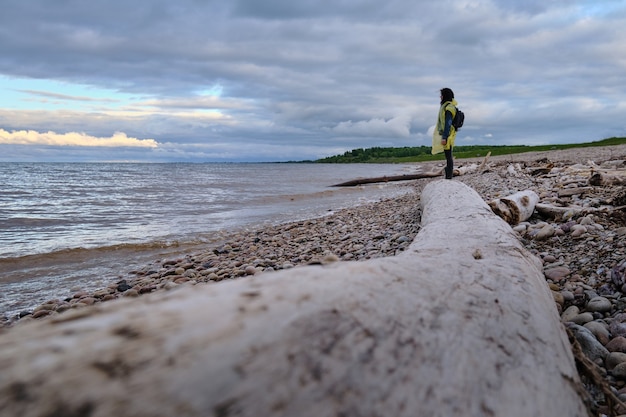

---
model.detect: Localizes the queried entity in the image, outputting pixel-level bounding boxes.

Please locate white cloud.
[331,116,412,138]
[0,0,625,161]
[0,129,158,148]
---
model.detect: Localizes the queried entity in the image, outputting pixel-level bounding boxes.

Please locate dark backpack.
[452,107,464,130]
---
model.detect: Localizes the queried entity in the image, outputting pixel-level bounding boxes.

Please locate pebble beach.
[4,144,626,416]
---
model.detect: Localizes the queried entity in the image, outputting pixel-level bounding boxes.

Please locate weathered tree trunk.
[488,190,539,224]
[331,172,439,187]
[0,181,587,417]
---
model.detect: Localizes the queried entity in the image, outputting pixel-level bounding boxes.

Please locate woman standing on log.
[432,87,458,179]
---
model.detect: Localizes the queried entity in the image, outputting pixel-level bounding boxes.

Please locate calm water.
[0,162,418,318]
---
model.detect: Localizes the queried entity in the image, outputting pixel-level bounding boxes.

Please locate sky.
[0,0,625,162]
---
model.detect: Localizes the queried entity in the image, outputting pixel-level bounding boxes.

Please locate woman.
[432,87,458,179]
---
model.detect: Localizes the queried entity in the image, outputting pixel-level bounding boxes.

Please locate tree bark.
[488,190,540,225]
[0,180,587,417]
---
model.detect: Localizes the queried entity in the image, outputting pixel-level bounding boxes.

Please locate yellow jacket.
[432,100,457,154]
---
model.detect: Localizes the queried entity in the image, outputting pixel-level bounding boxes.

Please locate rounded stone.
[535,225,555,240]
[570,225,587,238]
[610,320,626,338]
[79,297,96,305]
[606,352,626,371]
[587,296,612,313]
[551,291,564,306]
[544,266,571,282]
[568,324,609,362]
[163,281,178,290]
[543,254,557,264]
[579,216,595,226]
[607,337,626,353]
[613,362,626,380]
[123,289,139,297]
[561,306,580,322]
[584,321,610,345]
[571,313,594,325]
[32,310,52,319]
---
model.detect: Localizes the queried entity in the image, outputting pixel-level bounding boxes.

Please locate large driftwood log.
[0,181,587,417]
[331,172,439,186]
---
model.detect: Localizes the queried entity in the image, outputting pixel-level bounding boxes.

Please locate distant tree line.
[316,145,502,163]
[315,137,626,163]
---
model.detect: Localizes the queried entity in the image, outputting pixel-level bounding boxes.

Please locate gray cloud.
[0,0,625,161]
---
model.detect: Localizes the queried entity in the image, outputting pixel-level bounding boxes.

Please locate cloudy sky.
[0,0,625,162]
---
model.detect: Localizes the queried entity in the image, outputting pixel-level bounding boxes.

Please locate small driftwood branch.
[535,203,626,220]
[558,187,594,197]
[488,190,539,225]
[534,203,585,220]
[530,164,554,176]
[477,151,491,172]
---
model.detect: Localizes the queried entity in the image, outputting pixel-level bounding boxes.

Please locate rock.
[607,337,626,353]
[32,310,52,319]
[613,362,626,380]
[543,254,557,263]
[93,289,111,298]
[79,297,96,305]
[610,320,626,338]
[552,291,564,306]
[570,313,594,325]
[544,266,571,282]
[562,306,580,322]
[606,352,626,371]
[586,296,612,313]
[561,290,575,302]
[567,323,609,362]
[322,254,340,264]
[570,225,587,238]
[579,216,595,226]
[33,303,56,313]
[535,225,555,240]
[163,282,178,290]
[584,321,610,345]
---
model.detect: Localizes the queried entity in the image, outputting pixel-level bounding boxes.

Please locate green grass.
[315,137,626,163]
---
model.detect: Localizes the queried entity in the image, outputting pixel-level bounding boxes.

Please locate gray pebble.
[587,296,612,313]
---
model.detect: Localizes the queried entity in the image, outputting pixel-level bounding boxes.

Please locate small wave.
[0,217,72,229]
[0,236,226,275]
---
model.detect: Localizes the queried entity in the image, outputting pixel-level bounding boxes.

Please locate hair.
[440,87,454,104]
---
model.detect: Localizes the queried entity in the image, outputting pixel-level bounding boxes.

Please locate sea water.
[0,162,419,318]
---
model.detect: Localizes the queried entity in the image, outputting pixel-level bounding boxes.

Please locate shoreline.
[1,181,423,325]
[0,163,417,319]
[3,144,626,413]
[3,145,626,324]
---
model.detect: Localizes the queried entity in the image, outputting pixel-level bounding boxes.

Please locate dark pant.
[444,148,453,179]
